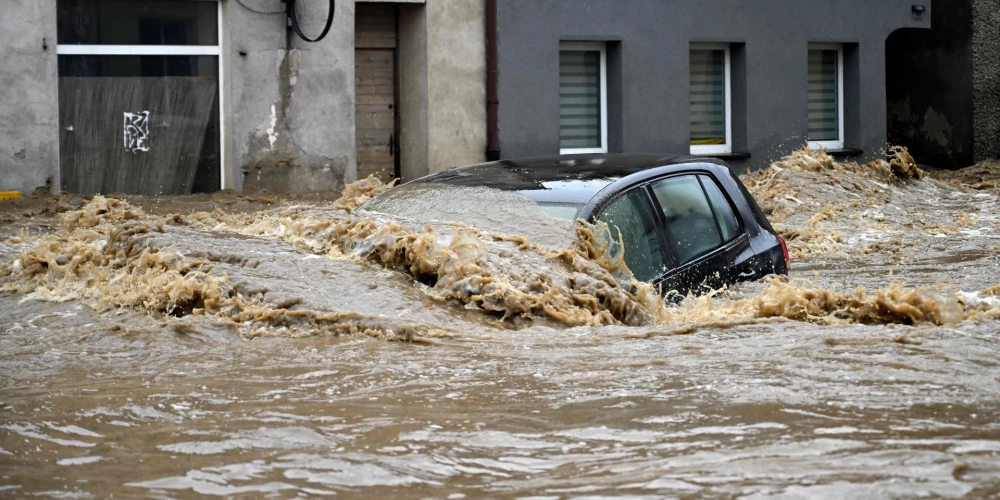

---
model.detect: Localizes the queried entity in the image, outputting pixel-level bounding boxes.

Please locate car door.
[591,187,672,285]
[647,173,757,295]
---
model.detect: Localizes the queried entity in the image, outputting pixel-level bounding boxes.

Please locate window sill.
[689,151,751,161]
[825,148,863,158]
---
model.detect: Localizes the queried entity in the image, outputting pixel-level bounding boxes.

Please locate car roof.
[407,154,728,206]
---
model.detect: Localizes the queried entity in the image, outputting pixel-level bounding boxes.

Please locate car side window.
[699,175,741,242]
[650,175,723,265]
[595,190,664,282]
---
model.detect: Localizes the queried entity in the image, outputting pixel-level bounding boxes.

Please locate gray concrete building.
[494,0,933,173]
[0,0,486,195]
[4,0,999,196]
[971,0,1000,163]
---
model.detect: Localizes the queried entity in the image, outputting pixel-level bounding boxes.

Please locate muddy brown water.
[2,149,1000,498]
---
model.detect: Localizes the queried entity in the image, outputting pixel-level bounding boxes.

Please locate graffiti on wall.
[123,111,150,153]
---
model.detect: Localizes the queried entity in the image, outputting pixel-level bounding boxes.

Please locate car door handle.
[738,270,757,279]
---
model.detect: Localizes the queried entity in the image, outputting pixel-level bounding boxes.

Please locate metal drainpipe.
[485,0,500,161]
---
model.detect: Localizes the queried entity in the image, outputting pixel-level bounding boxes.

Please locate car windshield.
[536,203,583,221]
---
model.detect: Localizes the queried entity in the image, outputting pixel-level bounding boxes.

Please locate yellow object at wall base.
[0,191,22,201]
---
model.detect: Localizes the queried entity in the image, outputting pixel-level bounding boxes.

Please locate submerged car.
[362,154,789,295]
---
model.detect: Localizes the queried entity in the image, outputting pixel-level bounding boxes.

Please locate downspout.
[485,0,500,161]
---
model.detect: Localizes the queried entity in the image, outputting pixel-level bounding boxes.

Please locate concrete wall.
[0,0,59,193]
[426,0,486,173]
[0,0,359,194]
[235,0,484,188]
[235,0,357,193]
[887,0,974,170]
[0,0,483,194]
[495,0,930,172]
[398,0,486,181]
[973,0,1000,162]
[399,3,429,182]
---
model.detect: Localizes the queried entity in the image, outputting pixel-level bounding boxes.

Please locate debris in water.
[334,175,398,212]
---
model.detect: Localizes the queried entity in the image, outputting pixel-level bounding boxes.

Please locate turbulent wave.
[742,147,998,259]
[2,149,999,340]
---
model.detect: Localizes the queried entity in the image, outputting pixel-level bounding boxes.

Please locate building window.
[559,42,607,154]
[55,0,225,195]
[690,44,731,155]
[808,44,844,150]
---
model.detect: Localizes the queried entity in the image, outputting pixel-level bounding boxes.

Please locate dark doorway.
[885,0,974,170]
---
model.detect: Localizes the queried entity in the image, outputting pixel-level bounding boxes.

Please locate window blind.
[560,50,602,150]
[690,49,727,146]
[808,49,840,142]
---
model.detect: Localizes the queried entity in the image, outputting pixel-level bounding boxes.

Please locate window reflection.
[596,190,664,282]
[651,176,723,265]
[57,0,218,46]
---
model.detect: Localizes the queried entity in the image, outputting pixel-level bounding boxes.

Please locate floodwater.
[2,149,1000,498]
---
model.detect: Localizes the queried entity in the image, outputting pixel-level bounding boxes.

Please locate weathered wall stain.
[232,0,356,194]
[242,48,351,193]
[244,49,300,172]
[923,108,954,150]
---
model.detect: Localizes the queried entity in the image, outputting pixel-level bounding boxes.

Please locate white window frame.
[55,1,227,190]
[559,41,608,155]
[807,43,845,151]
[689,43,732,155]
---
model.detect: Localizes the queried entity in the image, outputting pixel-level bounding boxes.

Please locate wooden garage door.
[355,4,398,182]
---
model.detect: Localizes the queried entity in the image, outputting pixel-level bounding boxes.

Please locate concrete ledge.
[690,151,752,161]
[826,148,865,158]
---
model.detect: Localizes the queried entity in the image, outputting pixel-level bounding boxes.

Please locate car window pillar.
[638,183,679,272]
[697,175,728,243]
